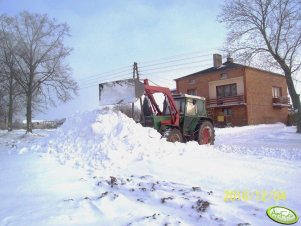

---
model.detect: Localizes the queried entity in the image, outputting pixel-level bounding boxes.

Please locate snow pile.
[2,113,301,226]
[215,124,301,160]
[31,107,196,173]
[23,107,301,175]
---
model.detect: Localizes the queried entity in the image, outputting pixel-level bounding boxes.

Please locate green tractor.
[99,78,215,145]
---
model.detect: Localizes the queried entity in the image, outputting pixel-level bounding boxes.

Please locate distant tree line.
[0,11,78,132]
[0,118,66,130]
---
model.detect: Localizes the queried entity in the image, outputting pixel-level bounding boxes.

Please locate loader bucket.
[99,78,145,105]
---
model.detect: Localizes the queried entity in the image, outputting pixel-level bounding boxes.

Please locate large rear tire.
[198,121,215,145]
[162,128,183,143]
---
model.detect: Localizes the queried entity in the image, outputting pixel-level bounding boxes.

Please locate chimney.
[213,54,222,68]
[227,57,234,63]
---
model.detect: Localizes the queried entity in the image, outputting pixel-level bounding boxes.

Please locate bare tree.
[0,65,22,131]
[219,0,301,133]
[0,18,24,131]
[0,79,7,129]
[2,12,78,133]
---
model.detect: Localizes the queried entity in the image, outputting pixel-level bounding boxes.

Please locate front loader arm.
[98,78,180,127]
[143,79,180,127]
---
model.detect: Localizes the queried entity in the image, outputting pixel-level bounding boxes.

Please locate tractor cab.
[172,94,206,116]
[171,94,209,136]
[162,94,206,115]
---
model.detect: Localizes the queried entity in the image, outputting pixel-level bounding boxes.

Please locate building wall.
[208,76,244,98]
[213,106,247,127]
[176,67,248,127]
[176,67,245,98]
[244,68,288,125]
[176,65,289,127]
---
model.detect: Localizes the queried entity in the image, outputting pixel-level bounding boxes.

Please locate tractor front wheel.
[198,121,215,145]
[162,128,183,143]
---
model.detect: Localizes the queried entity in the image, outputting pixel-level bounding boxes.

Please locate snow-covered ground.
[0,108,300,226]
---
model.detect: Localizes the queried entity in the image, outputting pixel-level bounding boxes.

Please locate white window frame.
[272,87,281,98]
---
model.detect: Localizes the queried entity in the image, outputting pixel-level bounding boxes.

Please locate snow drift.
[30,107,204,173]
[3,108,300,226]
[25,107,300,175]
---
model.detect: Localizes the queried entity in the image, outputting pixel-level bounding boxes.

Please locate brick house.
[175,54,290,127]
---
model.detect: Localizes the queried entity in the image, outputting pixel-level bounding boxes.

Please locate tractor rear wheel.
[198,121,215,145]
[162,128,183,143]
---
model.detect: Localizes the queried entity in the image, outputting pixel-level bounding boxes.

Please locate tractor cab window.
[186,99,197,116]
[196,100,205,116]
[174,98,185,114]
[163,97,170,115]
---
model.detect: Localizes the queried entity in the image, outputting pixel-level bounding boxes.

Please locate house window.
[216,84,237,98]
[188,79,196,84]
[187,89,197,95]
[272,87,282,98]
[223,108,232,116]
[220,73,228,79]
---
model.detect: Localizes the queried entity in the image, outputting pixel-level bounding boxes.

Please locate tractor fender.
[199,117,213,125]
[194,117,213,131]
[194,118,215,144]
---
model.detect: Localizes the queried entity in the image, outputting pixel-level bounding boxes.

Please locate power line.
[77,66,131,82]
[139,63,212,75]
[151,77,175,82]
[79,55,210,83]
[77,49,218,85]
[154,79,176,87]
[78,68,132,84]
[138,47,221,65]
[80,56,211,84]
[140,59,211,73]
[78,48,217,84]
[139,53,212,68]
[80,61,212,89]
[147,79,161,87]
[80,62,213,90]
[79,72,132,86]
[80,74,132,89]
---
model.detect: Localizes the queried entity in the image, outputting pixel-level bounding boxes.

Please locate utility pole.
[136,63,144,124]
[132,62,136,119]
[132,62,144,122]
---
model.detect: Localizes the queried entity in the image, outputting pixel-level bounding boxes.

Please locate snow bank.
[2,109,300,226]
[24,107,300,175]
[31,107,199,174]
[215,123,301,161]
[215,123,283,135]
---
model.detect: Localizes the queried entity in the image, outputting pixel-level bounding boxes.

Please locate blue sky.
[0,0,226,119]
